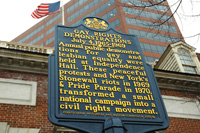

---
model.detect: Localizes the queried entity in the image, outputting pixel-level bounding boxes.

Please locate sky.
[0,0,199,53]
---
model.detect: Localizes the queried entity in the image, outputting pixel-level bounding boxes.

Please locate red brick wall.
[166,117,200,133]
[0,70,54,132]
[160,88,200,133]
[0,69,200,132]
[160,88,200,99]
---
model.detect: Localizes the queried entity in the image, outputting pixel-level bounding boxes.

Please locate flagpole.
[61,0,65,25]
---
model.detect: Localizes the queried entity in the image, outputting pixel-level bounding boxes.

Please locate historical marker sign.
[48,17,169,133]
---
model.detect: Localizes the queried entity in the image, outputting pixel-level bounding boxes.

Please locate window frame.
[178,49,197,74]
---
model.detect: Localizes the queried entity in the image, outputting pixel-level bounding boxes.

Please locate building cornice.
[154,69,200,92]
[0,41,54,54]
[0,41,54,74]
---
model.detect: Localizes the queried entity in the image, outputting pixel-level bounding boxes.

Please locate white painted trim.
[162,95,200,119]
[0,78,37,106]
[0,122,40,133]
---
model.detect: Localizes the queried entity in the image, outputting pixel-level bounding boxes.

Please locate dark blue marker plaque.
[48,17,169,133]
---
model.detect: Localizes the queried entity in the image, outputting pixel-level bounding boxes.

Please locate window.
[102,8,118,21]
[28,34,44,45]
[18,25,44,43]
[139,43,167,54]
[121,0,168,12]
[67,0,105,23]
[46,27,54,35]
[46,13,61,26]
[178,49,196,74]
[128,29,181,43]
[126,17,178,33]
[69,0,115,26]
[109,19,120,28]
[123,7,173,22]
[145,56,159,62]
[46,37,54,46]
[67,0,88,13]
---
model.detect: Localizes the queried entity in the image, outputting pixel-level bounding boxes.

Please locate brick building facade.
[0,41,200,132]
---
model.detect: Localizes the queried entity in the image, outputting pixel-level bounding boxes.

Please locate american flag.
[31,1,60,19]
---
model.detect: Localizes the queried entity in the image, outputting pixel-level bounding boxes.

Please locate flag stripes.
[31,1,60,19]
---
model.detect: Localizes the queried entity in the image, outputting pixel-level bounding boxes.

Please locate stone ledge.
[154,69,200,92]
[0,40,54,54]
[0,48,49,74]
